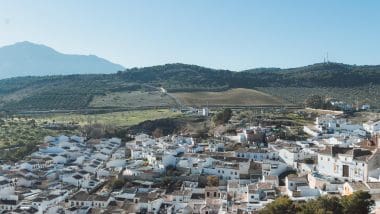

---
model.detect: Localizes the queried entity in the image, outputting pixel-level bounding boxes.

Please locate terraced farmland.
[171,88,289,107]
[89,91,176,108]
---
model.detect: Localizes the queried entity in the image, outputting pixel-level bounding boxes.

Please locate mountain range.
[0,42,379,111]
[0,41,124,79]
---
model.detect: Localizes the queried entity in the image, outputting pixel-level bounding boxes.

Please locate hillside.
[0,62,379,111]
[119,62,380,89]
[118,63,231,92]
[0,41,124,79]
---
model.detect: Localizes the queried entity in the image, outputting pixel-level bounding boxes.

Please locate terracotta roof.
[257,182,274,190]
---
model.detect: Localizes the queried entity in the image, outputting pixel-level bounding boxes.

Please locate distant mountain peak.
[0,41,125,79]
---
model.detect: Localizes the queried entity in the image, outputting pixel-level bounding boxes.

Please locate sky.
[0,0,380,70]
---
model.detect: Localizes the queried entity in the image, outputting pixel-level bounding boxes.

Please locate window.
[207,192,210,197]
[214,192,217,197]
[251,195,255,199]
[290,183,293,186]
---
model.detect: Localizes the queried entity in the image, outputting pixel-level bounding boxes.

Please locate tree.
[341,191,374,214]
[305,95,325,109]
[110,178,125,190]
[152,128,164,138]
[82,123,105,139]
[212,108,232,125]
[298,195,342,214]
[259,196,296,214]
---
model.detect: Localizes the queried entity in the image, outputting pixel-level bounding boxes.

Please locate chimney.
[353,149,361,158]
[331,146,339,157]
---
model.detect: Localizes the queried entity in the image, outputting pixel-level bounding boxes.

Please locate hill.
[119,62,380,89]
[0,41,124,79]
[0,62,380,111]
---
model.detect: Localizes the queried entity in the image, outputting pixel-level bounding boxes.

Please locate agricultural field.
[257,86,380,108]
[89,91,177,108]
[33,109,182,127]
[0,117,79,161]
[0,109,181,161]
[171,88,288,106]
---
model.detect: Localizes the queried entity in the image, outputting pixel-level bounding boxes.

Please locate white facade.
[317,152,368,181]
[364,121,380,135]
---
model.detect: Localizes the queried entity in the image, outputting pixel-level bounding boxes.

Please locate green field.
[0,118,79,161]
[89,91,176,108]
[0,109,181,161]
[171,88,288,106]
[33,109,181,127]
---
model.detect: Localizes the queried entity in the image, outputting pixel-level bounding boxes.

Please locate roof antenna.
[326,52,329,63]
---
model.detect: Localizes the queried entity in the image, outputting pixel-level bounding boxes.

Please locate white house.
[68,191,111,209]
[285,175,320,198]
[235,148,278,161]
[52,155,67,164]
[278,146,314,166]
[364,121,380,135]
[317,146,380,182]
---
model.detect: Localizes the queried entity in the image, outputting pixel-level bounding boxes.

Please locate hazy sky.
[1,0,379,70]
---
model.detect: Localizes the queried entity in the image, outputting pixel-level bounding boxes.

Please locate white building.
[68,191,111,209]
[317,146,380,182]
[364,121,380,135]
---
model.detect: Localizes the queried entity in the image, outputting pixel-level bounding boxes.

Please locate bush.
[212,108,232,125]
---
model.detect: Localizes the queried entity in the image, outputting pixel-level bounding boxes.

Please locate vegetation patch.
[33,109,181,127]
[0,117,79,161]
